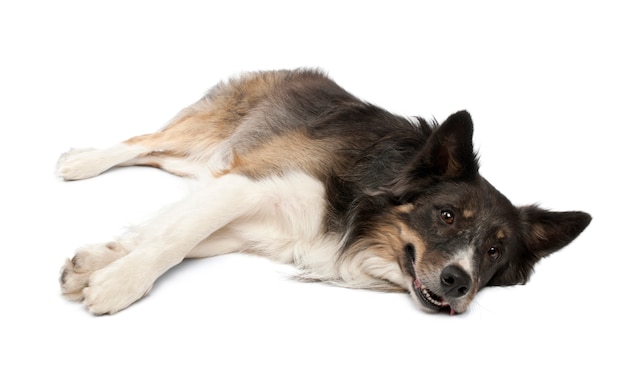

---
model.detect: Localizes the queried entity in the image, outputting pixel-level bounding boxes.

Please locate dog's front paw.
[60,242,129,302]
[56,148,104,180]
[83,256,154,315]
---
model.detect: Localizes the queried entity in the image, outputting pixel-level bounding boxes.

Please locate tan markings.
[123,112,234,158]
[229,131,341,179]
[112,70,344,179]
[118,71,322,178]
[397,223,426,258]
[123,72,287,158]
[341,208,426,288]
[211,152,243,178]
[396,203,416,214]
[352,223,404,261]
[496,229,507,240]
[463,209,475,218]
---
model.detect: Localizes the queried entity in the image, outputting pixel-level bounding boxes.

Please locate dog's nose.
[441,265,471,298]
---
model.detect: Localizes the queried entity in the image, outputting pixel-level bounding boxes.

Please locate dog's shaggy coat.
[58,69,591,315]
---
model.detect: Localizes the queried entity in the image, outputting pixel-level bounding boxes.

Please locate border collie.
[58,69,591,315]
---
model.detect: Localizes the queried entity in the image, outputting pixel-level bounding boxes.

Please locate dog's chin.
[410,278,456,315]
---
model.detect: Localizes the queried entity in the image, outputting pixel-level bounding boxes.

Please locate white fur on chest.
[189,173,342,277]
[186,172,404,290]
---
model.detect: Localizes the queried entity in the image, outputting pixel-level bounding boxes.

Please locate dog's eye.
[487,245,501,260]
[440,210,455,225]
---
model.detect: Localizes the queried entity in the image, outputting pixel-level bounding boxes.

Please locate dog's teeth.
[421,287,443,306]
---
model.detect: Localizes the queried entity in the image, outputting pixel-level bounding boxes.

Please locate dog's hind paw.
[56,147,106,180]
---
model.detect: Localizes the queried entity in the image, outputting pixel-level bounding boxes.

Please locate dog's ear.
[389,111,479,201]
[420,110,478,179]
[518,206,592,258]
[489,206,591,286]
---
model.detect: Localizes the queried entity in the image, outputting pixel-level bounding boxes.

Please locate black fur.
[285,77,591,303]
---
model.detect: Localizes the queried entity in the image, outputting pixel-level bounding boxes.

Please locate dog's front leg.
[82,174,260,315]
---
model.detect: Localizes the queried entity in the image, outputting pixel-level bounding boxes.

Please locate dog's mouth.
[404,244,455,315]
[413,278,455,315]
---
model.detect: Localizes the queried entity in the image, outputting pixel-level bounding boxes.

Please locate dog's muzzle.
[412,265,472,315]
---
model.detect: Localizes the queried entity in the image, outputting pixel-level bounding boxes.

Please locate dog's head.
[388,111,591,314]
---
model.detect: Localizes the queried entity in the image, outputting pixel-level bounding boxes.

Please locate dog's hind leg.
[56,130,217,180]
[56,100,234,181]
[56,143,154,180]
[55,125,207,180]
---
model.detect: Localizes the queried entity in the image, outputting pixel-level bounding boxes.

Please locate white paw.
[60,242,129,302]
[56,147,105,180]
[83,255,154,315]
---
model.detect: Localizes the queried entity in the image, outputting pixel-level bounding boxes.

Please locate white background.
[1,1,623,366]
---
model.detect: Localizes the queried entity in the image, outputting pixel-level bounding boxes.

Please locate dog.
[58,69,591,315]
